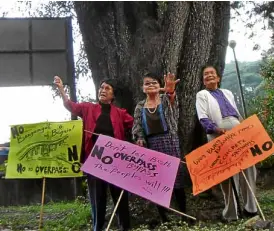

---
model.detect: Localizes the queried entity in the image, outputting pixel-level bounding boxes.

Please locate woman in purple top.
[195,65,258,222]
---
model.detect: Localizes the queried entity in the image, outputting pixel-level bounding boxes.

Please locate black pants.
[157,188,186,222]
[87,175,130,231]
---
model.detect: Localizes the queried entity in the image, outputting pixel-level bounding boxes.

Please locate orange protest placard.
[186,115,274,196]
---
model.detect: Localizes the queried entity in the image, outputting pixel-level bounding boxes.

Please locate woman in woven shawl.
[132,72,186,223]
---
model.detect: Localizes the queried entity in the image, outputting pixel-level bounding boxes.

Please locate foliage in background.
[222,60,262,116]
[221,59,274,169]
[254,58,274,137]
[252,58,274,169]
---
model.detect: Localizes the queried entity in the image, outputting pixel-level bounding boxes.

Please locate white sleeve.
[196,91,209,119]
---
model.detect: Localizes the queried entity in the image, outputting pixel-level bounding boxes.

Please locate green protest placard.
[6,120,83,179]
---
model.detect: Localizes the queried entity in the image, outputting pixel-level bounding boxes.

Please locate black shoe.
[243,209,258,218]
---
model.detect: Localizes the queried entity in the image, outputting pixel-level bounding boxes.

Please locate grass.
[0,200,91,231]
[0,188,273,231]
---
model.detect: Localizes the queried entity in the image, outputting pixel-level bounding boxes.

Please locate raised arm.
[160,72,180,105]
[54,76,86,117]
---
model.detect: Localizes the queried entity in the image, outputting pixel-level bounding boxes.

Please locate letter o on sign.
[18,126,24,134]
[101,156,113,165]
[114,152,120,158]
[262,141,273,151]
[72,162,81,173]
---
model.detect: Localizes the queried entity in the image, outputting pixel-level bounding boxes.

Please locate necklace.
[145,96,160,114]
[147,105,158,114]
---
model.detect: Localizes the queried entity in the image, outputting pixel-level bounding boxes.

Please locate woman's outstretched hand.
[160,72,180,94]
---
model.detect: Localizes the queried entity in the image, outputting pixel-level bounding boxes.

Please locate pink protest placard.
[81,135,180,208]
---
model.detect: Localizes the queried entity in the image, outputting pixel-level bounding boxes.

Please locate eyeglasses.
[143,81,159,86]
[100,86,113,91]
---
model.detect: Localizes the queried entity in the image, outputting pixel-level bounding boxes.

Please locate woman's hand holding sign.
[215,127,226,135]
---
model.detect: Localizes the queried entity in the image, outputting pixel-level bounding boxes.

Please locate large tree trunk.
[74,1,230,154]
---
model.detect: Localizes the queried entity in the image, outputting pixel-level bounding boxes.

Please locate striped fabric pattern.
[147,133,184,188]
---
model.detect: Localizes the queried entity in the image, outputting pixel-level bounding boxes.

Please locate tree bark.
[74,1,230,154]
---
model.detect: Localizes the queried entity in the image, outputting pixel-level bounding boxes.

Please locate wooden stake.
[167,207,196,221]
[106,190,124,231]
[84,130,100,136]
[39,177,46,230]
[241,170,266,221]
